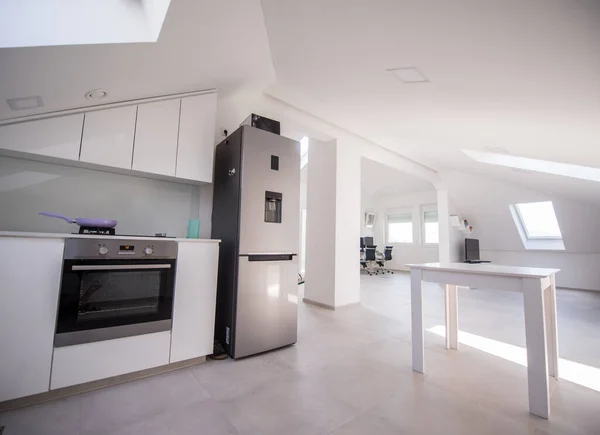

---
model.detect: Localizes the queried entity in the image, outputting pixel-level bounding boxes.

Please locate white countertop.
[0,231,220,243]
[406,262,560,278]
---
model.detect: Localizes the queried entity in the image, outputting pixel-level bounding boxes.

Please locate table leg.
[544,274,559,379]
[411,269,424,373]
[523,277,550,419]
[445,284,459,350]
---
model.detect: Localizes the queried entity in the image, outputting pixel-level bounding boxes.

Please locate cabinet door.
[0,114,83,160]
[0,238,64,401]
[51,332,171,390]
[80,106,136,169]
[170,242,219,363]
[132,99,180,176]
[176,93,217,182]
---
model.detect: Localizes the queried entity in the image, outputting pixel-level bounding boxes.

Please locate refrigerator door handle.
[243,253,297,262]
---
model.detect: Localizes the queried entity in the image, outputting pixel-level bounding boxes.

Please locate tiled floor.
[2,273,600,434]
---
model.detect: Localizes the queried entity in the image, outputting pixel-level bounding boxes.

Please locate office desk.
[407,262,560,419]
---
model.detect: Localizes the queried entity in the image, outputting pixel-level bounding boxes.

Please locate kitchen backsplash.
[0,156,201,238]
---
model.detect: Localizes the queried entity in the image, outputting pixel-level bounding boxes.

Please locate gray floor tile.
[103,401,239,435]
[79,367,210,435]
[0,395,81,435]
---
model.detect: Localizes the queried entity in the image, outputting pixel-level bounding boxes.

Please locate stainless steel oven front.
[55,238,178,347]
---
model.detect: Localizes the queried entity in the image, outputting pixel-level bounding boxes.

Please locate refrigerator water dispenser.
[265,191,282,223]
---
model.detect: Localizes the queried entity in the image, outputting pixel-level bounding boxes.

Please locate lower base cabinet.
[170,242,219,363]
[50,332,171,390]
[0,238,64,402]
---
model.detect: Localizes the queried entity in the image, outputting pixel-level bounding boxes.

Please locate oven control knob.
[144,247,154,255]
[98,246,109,255]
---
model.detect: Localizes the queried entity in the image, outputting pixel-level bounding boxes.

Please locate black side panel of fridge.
[211,127,243,356]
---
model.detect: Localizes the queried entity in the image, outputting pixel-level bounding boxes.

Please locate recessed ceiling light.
[6,96,44,111]
[85,89,108,100]
[387,67,429,83]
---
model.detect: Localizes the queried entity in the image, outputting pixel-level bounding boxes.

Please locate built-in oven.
[55,238,178,347]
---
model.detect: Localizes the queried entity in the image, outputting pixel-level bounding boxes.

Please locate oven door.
[55,259,176,347]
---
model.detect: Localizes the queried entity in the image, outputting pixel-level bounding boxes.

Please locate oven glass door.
[56,259,176,343]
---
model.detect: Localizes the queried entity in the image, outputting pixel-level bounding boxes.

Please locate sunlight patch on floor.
[427,325,600,393]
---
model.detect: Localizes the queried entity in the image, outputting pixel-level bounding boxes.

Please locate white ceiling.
[361,157,434,199]
[0,0,274,121]
[261,0,600,201]
[2,0,600,203]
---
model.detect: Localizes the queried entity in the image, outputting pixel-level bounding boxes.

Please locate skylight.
[510,201,565,250]
[0,0,171,48]
[462,149,600,183]
[515,202,562,239]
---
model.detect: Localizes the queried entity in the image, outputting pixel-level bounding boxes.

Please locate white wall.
[443,170,600,290]
[361,194,375,239]
[370,190,439,271]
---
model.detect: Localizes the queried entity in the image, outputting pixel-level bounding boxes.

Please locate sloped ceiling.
[361,157,434,200]
[0,0,275,121]
[260,0,600,202]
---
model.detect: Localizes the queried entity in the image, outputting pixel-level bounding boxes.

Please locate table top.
[406,262,560,278]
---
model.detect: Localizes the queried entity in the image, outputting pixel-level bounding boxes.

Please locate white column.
[334,139,361,306]
[304,138,361,309]
[437,189,451,263]
[304,139,338,308]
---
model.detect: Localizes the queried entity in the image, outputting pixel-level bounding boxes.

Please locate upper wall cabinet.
[0,114,83,160]
[132,99,180,177]
[176,93,217,182]
[80,106,137,169]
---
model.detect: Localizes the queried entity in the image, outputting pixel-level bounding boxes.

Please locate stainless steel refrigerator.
[211,125,300,359]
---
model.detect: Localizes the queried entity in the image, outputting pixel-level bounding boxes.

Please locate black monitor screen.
[364,237,374,246]
[360,237,365,248]
[465,238,480,261]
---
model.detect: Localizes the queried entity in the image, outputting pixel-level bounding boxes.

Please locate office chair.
[377,246,394,274]
[364,246,379,275]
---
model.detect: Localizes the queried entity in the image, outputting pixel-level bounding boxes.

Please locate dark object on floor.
[209,341,228,360]
[0,426,5,434]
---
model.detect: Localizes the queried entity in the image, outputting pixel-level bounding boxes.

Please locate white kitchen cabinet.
[170,241,219,363]
[0,237,64,402]
[132,99,180,176]
[176,93,217,182]
[0,114,83,160]
[79,106,137,169]
[50,331,171,390]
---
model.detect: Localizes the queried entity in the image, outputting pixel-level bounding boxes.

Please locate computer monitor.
[360,237,365,249]
[465,238,480,262]
[364,237,374,247]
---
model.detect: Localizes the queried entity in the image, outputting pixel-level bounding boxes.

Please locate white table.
[407,262,560,419]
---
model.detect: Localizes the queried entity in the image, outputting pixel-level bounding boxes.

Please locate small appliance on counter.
[240,113,280,135]
[211,125,300,359]
[54,237,178,347]
[39,212,118,234]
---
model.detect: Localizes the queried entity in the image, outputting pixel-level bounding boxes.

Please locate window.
[300,136,309,168]
[514,201,562,239]
[387,213,413,243]
[423,210,439,244]
[510,201,565,251]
